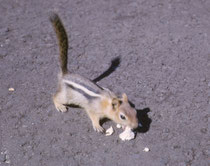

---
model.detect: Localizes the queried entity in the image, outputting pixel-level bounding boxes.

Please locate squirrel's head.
[111,93,138,129]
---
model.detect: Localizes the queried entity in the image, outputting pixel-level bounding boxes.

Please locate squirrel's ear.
[122,93,128,102]
[112,98,120,110]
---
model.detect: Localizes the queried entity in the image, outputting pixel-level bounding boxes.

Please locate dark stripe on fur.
[75,81,102,94]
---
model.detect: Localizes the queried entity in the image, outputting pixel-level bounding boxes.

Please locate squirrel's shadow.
[135,107,152,133]
[129,102,152,133]
[93,56,121,82]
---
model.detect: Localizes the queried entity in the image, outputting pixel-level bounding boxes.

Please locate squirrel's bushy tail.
[50,13,68,75]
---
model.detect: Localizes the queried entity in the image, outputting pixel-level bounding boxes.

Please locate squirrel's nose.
[132,122,139,129]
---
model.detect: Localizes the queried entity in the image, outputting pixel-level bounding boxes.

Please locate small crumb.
[116,124,122,128]
[105,126,114,136]
[5,160,11,164]
[8,88,15,91]
[143,147,150,152]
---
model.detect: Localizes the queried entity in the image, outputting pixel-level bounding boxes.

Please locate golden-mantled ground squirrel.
[50,13,138,133]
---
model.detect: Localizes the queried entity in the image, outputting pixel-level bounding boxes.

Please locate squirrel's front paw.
[93,125,105,133]
[55,104,68,113]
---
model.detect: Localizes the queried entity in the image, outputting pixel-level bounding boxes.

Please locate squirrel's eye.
[120,114,126,120]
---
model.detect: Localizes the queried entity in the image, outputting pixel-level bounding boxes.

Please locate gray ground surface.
[0,0,209,166]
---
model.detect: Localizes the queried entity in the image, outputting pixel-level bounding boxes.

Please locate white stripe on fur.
[64,80,101,97]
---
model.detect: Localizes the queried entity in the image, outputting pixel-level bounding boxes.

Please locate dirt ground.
[0,0,209,166]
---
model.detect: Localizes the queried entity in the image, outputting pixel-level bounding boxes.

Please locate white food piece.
[143,147,150,152]
[105,126,114,136]
[116,124,122,128]
[119,126,135,141]
[8,88,15,91]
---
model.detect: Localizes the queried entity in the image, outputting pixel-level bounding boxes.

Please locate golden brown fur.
[50,13,138,133]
